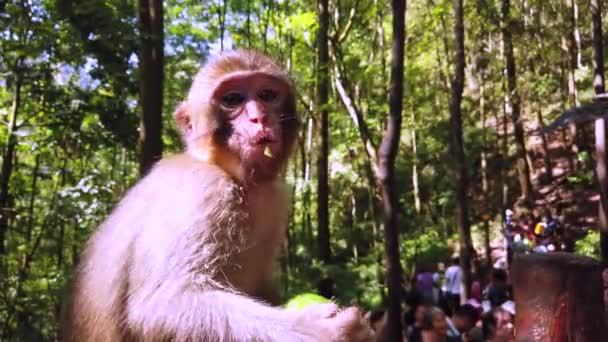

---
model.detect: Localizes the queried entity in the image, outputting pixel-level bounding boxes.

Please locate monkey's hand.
[292,304,376,342]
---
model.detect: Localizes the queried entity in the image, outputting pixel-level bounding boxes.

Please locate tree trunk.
[502,0,533,200]
[564,0,580,170]
[0,62,23,255]
[479,50,492,268]
[591,0,608,265]
[246,0,251,47]
[537,103,553,182]
[450,0,472,302]
[379,0,406,339]
[261,0,271,52]
[531,9,554,182]
[25,155,40,244]
[512,253,607,340]
[56,159,68,268]
[138,0,164,176]
[411,109,421,214]
[316,0,331,264]
[217,0,228,51]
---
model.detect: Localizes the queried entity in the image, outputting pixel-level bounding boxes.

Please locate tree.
[138,0,164,175]
[591,0,608,263]
[449,0,472,302]
[379,0,406,339]
[502,0,533,200]
[0,59,22,255]
[316,0,331,263]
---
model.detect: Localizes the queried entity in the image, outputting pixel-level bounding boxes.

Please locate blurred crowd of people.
[367,259,515,341]
[503,208,570,264]
[358,208,576,340]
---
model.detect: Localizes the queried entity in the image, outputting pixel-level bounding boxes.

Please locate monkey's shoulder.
[137,153,244,205]
[147,154,236,186]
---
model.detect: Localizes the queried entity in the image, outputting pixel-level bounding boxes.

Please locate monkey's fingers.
[295,302,339,321]
[333,307,376,342]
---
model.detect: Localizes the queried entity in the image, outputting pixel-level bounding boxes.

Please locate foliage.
[575,229,601,261]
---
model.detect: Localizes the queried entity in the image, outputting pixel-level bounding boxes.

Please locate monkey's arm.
[125,230,339,341]
[126,285,340,341]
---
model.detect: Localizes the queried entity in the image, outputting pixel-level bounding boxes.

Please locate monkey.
[60,50,375,342]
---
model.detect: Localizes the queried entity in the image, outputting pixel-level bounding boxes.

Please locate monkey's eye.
[221,91,245,108]
[258,89,279,103]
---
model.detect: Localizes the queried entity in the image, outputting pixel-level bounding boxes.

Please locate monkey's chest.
[223,190,287,295]
[223,220,283,294]
[217,183,288,296]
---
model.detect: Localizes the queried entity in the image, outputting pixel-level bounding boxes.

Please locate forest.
[1,0,608,340]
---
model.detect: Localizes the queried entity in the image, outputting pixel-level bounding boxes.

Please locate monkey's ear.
[174,102,193,137]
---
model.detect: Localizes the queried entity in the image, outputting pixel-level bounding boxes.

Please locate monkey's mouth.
[252,131,277,145]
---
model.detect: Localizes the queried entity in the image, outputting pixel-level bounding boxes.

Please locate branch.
[333,67,379,174]
[297,93,314,117]
[336,0,360,43]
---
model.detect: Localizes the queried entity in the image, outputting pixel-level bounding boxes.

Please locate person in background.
[404,290,423,327]
[469,272,483,303]
[483,269,512,308]
[504,209,519,265]
[449,304,480,341]
[444,257,462,315]
[481,307,515,342]
[534,220,545,240]
[520,213,534,237]
[433,262,445,307]
[420,307,449,342]
[407,302,433,342]
[416,265,436,304]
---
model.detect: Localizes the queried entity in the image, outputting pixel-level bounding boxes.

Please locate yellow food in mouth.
[263,145,273,158]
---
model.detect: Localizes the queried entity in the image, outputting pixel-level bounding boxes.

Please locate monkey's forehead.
[212,71,291,88]
[189,70,294,102]
[205,50,284,71]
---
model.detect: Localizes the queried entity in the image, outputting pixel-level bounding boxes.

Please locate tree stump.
[512,252,606,341]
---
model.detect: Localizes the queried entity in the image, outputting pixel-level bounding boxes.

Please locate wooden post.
[512,252,606,341]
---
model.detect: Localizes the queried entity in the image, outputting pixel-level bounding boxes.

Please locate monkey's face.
[212,72,298,182]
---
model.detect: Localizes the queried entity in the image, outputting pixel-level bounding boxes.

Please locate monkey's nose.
[246,103,268,125]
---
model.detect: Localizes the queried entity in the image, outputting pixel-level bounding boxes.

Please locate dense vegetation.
[1,0,607,339]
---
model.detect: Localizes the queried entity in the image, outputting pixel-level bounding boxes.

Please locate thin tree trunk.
[138,0,164,176]
[531,8,553,182]
[120,147,128,193]
[450,0,472,302]
[25,155,40,244]
[573,1,582,68]
[56,159,68,268]
[411,109,421,214]
[564,0,580,169]
[110,143,118,181]
[380,1,406,339]
[261,0,270,52]
[246,0,251,48]
[217,0,228,51]
[316,0,331,263]
[479,51,492,268]
[502,0,533,200]
[536,103,553,181]
[591,0,608,263]
[15,158,60,336]
[0,60,23,255]
[305,114,314,248]
[426,0,451,93]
